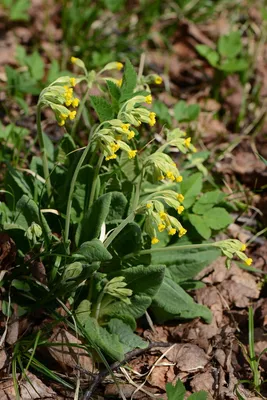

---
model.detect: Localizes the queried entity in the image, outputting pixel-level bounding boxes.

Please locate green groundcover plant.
[0,58,253,386]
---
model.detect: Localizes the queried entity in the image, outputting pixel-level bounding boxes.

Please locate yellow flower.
[158,223,166,232]
[154,76,163,84]
[176,175,183,183]
[69,111,76,120]
[149,112,156,127]
[121,123,130,132]
[110,143,120,153]
[168,228,176,236]
[166,171,175,181]
[106,154,117,161]
[70,77,76,87]
[240,244,246,251]
[72,98,80,107]
[158,175,165,181]
[58,120,65,126]
[65,99,72,107]
[117,78,123,87]
[152,237,159,244]
[127,131,135,140]
[177,206,184,215]
[184,137,191,148]
[128,150,137,159]
[71,56,78,64]
[179,227,187,237]
[145,95,152,104]
[245,258,253,266]
[60,113,68,120]
[146,203,152,209]
[177,194,184,202]
[159,211,167,219]
[117,62,123,71]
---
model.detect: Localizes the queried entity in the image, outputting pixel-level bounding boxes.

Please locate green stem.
[131,168,144,212]
[124,242,215,259]
[64,144,91,247]
[94,290,106,321]
[36,104,52,199]
[88,153,104,208]
[104,212,135,248]
[71,86,90,138]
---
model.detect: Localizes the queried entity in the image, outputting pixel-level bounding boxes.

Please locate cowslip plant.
[0,57,254,390]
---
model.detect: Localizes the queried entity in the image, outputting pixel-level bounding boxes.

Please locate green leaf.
[16,195,51,238]
[108,319,148,353]
[218,32,242,58]
[151,274,212,323]
[180,172,203,208]
[153,100,172,126]
[77,193,112,245]
[188,391,208,400]
[203,207,232,230]
[26,51,44,81]
[62,262,83,282]
[219,59,248,72]
[101,294,152,322]
[90,96,114,122]
[103,0,126,11]
[106,191,127,222]
[11,279,30,292]
[76,299,91,325]
[187,104,200,121]
[195,45,219,67]
[82,317,125,360]
[106,80,121,101]
[193,190,225,214]
[120,59,137,101]
[9,0,30,21]
[119,265,165,297]
[74,239,112,263]
[151,243,219,283]
[166,379,186,399]
[174,101,188,122]
[112,222,142,256]
[188,214,211,239]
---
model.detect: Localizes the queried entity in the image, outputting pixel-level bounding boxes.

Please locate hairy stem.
[104,212,135,248]
[88,153,104,208]
[64,145,91,247]
[71,87,90,138]
[124,242,215,259]
[36,104,52,199]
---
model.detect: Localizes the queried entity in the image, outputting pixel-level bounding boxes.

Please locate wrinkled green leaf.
[74,239,112,263]
[193,190,225,214]
[108,318,148,353]
[90,96,114,122]
[151,274,212,323]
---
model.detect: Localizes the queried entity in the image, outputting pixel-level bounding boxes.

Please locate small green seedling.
[164,379,208,400]
[237,306,267,398]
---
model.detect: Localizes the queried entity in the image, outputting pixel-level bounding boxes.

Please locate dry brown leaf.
[0,350,7,370]
[161,344,209,372]
[190,370,215,399]
[0,233,16,270]
[49,328,94,373]
[0,372,56,399]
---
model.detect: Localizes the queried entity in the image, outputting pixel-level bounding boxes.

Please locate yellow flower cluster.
[142,190,186,245]
[213,239,253,267]
[145,152,183,183]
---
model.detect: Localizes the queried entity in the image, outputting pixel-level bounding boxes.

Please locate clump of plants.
[0,58,253,393]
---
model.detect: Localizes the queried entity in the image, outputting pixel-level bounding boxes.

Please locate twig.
[81,341,172,400]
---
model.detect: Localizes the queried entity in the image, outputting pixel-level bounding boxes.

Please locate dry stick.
[82,341,172,400]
